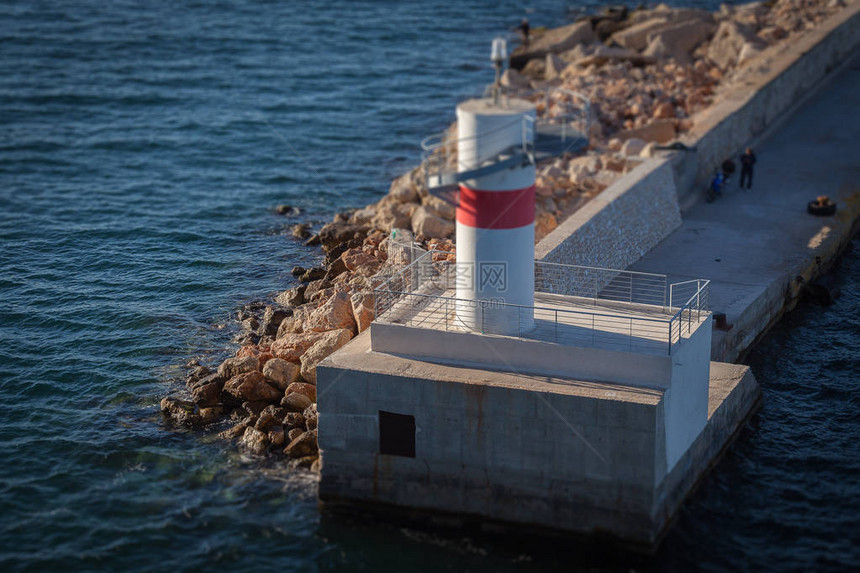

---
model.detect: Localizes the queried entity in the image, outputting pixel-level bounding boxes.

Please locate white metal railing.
[668,279,711,352]
[372,251,710,355]
[375,290,679,355]
[535,261,667,307]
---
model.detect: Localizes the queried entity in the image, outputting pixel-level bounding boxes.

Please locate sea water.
[1,1,857,571]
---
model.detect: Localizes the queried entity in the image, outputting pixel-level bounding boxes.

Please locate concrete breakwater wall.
[535,156,682,268]
[674,0,860,211]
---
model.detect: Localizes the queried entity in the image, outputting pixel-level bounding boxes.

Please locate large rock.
[281,392,313,412]
[341,248,381,277]
[350,290,375,333]
[190,373,225,407]
[160,397,197,426]
[544,53,568,80]
[387,172,418,203]
[303,403,318,431]
[282,411,305,430]
[370,200,413,233]
[616,119,676,144]
[612,17,671,51]
[218,418,252,440]
[217,356,259,380]
[275,306,311,337]
[707,21,766,71]
[260,306,292,337]
[270,331,326,362]
[239,426,269,455]
[421,195,456,221]
[262,358,301,390]
[304,291,357,333]
[302,280,331,306]
[348,205,377,226]
[737,41,765,68]
[275,285,305,308]
[520,57,546,80]
[268,426,286,447]
[299,328,353,384]
[284,429,318,458]
[630,6,713,26]
[318,222,369,253]
[160,397,223,427]
[185,364,211,389]
[500,68,532,90]
[411,205,454,238]
[510,20,594,69]
[572,46,656,68]
[258,404,287,427]
[621,138,648,157]
[223,371,282,403]
[286,382,317,402]
[643,19,716,65]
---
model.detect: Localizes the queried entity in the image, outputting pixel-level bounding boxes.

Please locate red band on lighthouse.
[456,185,535,229]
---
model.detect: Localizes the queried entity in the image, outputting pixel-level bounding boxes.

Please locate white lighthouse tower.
[454,38,537,335]
[455,98,536,334]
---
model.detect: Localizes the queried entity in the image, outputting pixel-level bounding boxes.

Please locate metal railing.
[372,252,710,355]
[375,290,682,355]
[534,262,667,307]
[420,86,591,192]
[481,86,592,144]
[668,279,711,351]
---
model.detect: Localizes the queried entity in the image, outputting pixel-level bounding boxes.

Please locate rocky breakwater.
[161,218,455,468]
[503,0,845,225]
[316,2,846,249]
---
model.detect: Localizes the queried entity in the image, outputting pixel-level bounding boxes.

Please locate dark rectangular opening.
[378,410,416,457]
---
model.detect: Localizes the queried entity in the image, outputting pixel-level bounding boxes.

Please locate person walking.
[739,147,756,191]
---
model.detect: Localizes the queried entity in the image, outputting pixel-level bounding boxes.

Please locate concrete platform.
[317,330,760,548]
[629,53,860,362]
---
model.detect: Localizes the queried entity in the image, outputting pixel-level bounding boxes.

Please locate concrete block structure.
[316,250,742,547]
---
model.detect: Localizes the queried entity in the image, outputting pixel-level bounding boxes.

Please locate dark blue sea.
[1,1,858,571]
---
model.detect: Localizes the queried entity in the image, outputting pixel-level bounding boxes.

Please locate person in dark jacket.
[740,147,756,191]
[516,18,530,48]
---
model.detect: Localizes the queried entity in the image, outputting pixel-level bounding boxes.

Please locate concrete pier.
[629,52,860,362]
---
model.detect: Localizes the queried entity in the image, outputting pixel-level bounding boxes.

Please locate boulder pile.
[162,224,455,468]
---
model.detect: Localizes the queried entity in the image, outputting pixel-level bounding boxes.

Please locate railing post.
[697,283,701,321]
[591,313,596,347]
[668,320,672,355]
[629,273,633,304]
[518,306,522,337]
[554,310,558,343]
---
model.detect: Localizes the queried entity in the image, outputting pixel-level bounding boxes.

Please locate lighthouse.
[454,38,536,335]
[318,35,724,549]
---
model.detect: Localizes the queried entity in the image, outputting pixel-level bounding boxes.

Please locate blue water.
[1,1,857,571]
